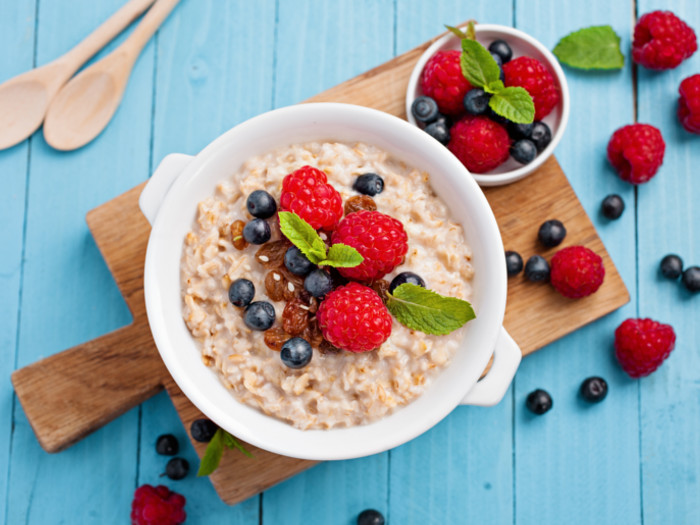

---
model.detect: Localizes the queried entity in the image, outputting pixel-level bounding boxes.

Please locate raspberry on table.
[316,282,393,353]
[614,318,676,378]
[279,165,343,230]
[420,50,472,115]
[447,116,510,173]
[632,11,697,70]
[131,484,186,525]
[550,245,605,299]
[331,210,408,281]
[678,74,700,134]
[503,56,560,120]
[607,123,665,184]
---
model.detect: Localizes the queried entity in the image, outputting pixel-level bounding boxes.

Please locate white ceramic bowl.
[139,103,521,460]
[406,24,570,186]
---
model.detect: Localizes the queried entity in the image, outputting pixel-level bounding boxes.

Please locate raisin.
[265,271,286,301]
[303,318,324,348]
[264,326,289,351]
[299,291,319,314]
[370,279,390,304]
[230,220,248,250]
[344,195,377,215]
[255,240,290,268]
[319,339,342,354]
[282,298,309,336]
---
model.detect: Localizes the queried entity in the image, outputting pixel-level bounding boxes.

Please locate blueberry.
[660,254,683,279]
[530,121,552,152]
[411,96,440,125]
[304,268,333,298]
[243,218,271,244]
[358,509,385,525]
[246,190,277,219]
[580,377,608,403]
[190,419,218,442]
[284,246,314,276]
[353,173,384,196]
[505,251,523,277]
[389,271,426,293]
[524,255,550,282]
[280,337,313,369]
[510,139,537,164]
[228,278,255,307]
[507,121,534,139]
[601,194,625,220]
[487,107,510,126]
[682,266,700,293]
[488,39,513,63]
[526,389,552,415]
[538,219,567,247]
[155,434,179,456]
[244,301,275,330]
[490,52,503,68]
[423,119,451,145]
[165,457,189,480]
[463,88,491,116]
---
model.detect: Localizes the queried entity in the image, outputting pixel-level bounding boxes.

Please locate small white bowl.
[406,24,570,187]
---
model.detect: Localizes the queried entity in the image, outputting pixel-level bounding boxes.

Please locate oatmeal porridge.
[180,141,474,430]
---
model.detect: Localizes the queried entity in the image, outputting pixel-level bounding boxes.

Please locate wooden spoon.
[43,0,180,151]
[0,0,156,151]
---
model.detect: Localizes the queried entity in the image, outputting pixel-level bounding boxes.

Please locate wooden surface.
[1,0,698,523]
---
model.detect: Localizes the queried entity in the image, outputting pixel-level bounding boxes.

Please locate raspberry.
[331,210,408,281]
[131,485,186,525]
[447,116,510,173]
[503,56,560,120]
[632,11,697,70]
[606,124,665,184]
[420,50,472,115]
[614,318,676,378]
[678,74,700,134]
[550,246,605,299]
[316,282,392,352]
[279,165,343,230]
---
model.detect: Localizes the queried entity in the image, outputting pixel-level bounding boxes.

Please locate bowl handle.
[459,327,521,406]
[138,153,194,225]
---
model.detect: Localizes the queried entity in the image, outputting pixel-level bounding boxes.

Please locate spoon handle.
[120,0,181,58]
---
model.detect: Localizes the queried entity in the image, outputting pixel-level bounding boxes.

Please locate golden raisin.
[230,220,248,250]
[282,298,309,336]
[265,270,287,302]
[264,326,289,351]
[255,240,290,268]
[303,317,325,348]
[344,195,377,215]
[370,279,391,304]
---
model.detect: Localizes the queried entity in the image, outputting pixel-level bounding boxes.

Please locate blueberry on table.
[488,39,513,63]
[229,278,255,307]
[246,189,277,219]
[155,434,179,456]
[190,419,218,442]
[243,218,271,244]
[463,88,491,116]
[580,377,608,403]
[530,121,552,152]
[423,119,451,145]
[538,219,567,247]
[357,509,385,525]
[284,246,314,276]
[244,301,276,330]
[682,266,700,292]
[601,194,625,220]
[280,337,313,369]
[353,173,384,196]
[660,254,683,279]
[411,95,440,124]
[526,389,553,415]
[510,139,537,164]
[507,121,534,139]
[524,255,550,282]
[165,457,189,480]
[505,251,524,276]
[304,268,333,298]
[389,271,426,293]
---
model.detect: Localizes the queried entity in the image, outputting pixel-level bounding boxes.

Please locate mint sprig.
[553,25,624,70]
[278,211,363,268]
[385,283,476,335]
[197,428,253,477]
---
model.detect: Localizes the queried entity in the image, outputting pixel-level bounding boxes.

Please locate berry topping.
[550,245,605,298]
[332,210,408,281]
[131,485,186,525]
[660,254,683,279]
[678,74,700,134]
[165,457,189,481]
[190,419,218,442]
[503,56,560,120]
[510,139,537,164]
[580,377,608,403]
[526,389,553,415]
[601,194,625,220]
[304,268,334,298]
[411,95,440,124]
[246,190,277,219]
[243,218,271,244]
[280,337,313,368]
[607,123,665,184]
[529,121,552,152]
[284,246,314,276]
[280,165,343,230]
[488,39,513,63]
[344,195,377,215]
[353,173,385,196]
[447,116,510,173]
[538,219,567,247]
[317,282,393,353]
[358,509,386,525]
[632,11,697,70]
[389,271,426,293]
[505,250,524,277]
[463,88,491,115]
[614,318,676,378]
[420,50,472,114]
[155,434,179,456]
[524,255,550,282]
[507,121,534,140]
[228,278,255,307]
[244,301,276,331]
[424,118,451,144]
[682,266,700,293]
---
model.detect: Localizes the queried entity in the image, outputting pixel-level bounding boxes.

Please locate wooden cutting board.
[11,30,629,506]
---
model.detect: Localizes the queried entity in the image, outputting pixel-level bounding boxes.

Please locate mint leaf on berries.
[488,86,535,123]
[278,211,327,264]
[319,243,364,268]
[386,283,476,335]
[197,428,224,476]
[222,431,253,458]
[460,38,501,89]
[553,25,624,70]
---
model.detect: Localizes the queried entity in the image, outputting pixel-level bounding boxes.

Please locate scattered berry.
[503,56,560,120]
[411,95,440,124]
[632,10,697,70]
[131,485,186,525]
[243,218,271,244]
[463,88,491,115]
[505,251,523,277]
[550,245,605,298]
[601,194,625,220]
[424,119,451,144]
[678,74,700,134]
[526,389,553,415]
[447,116,510,173]
[510,139,537,164]
[682,266,700,292]
[614,318,676,378]
[389,271,426,293]
[580,377,608,403]
[353,173,384,196]
[488,39,513,63]
[280,165,343,230]
[155,434,179,456]
[507,121,534,140]
[420,50,472,114]
[190,419,218,442]
[660,254,683,279]
[607,124,665,184]
[284,246,314,276]
[246,190,277,219]
[165,458,189,481]
[332,210,408,281]
[524,255,550,282]
[538,219,567,247]
[358,509,386,525]
[280,337,313,368]
[317,282,393,352]
[244,301,276,331]
[304,268,334,298]
[529,121,552,152]
[228,278,255,307]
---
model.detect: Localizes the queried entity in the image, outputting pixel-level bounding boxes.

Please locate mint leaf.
[386,283,476,336]
[460,39,501,89]
[553,25,624,70]
[222,431,253,458]
[197,428,224,477]
[446,20,476,41]
[484,79,504,95]
[319,243,364,268]
[446,25,468,40]
[488,86,535,124]
[278,211,326,264]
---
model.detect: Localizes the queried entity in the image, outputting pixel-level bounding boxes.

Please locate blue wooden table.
[1,0,698,523]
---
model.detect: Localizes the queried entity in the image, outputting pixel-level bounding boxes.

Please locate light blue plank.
[513,1,642,523]
[635,1,700,523]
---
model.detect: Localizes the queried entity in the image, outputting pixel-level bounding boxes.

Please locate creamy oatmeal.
[181,141,474,430]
